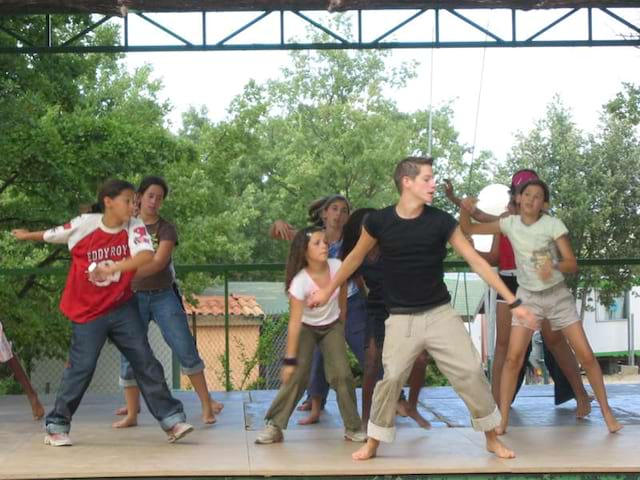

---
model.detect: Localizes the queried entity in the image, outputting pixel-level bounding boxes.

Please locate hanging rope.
[458,18,490,333]
[466,19,489,191]
[427,27,435,156]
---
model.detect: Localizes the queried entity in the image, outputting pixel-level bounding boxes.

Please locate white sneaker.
[344,429,367,442]
[44,432,72,447]
[166,422,194,443]
[255,423,284,444]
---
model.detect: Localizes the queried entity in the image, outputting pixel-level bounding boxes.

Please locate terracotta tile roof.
[183,294,265,318]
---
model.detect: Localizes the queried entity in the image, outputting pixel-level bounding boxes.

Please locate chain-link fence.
[29,321,173,395]
[188,314,289,392]
[193,278,291,391]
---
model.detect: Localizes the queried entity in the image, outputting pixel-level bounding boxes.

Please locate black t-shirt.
[357,254,385,308]
[364,204,458,313]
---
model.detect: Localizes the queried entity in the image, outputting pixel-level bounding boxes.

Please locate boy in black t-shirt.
[308,156,536,461]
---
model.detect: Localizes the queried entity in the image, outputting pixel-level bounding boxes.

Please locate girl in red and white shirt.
[12,179,192,447]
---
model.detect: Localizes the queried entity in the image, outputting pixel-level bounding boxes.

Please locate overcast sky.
[123,8,640,162]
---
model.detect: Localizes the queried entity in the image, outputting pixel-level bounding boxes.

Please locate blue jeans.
[45,299,185,434]
[120,288,205,387]
[307,293,367,400]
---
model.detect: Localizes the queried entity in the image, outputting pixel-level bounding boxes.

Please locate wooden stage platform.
[1,384,639,479]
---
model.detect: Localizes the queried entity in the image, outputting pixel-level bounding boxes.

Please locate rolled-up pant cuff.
[46,422,70,435]
[367,420,396,443]
[119,377,137,388]
[181,362,205,376]
[471,406,501,432]
[159,412,187,432]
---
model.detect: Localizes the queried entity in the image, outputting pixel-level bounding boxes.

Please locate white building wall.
[580,287,639,356]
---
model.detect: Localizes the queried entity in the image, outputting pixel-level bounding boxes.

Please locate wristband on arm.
[508,298,523,309]
[282,357,298,366]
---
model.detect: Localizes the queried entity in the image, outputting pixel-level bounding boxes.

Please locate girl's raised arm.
[269,220,297,241]
[459,203,501,236]
[14,215,84,244]
[11,229,45,242]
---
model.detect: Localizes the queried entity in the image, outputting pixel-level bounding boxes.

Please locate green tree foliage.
[172,19,475,270]
[0,16,187,369]
[606,82,640,126]
[502,93,640,310]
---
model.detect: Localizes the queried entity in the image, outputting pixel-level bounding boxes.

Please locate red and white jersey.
[44,214,154,324]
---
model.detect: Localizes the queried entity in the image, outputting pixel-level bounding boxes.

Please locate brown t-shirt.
[132,217,178,292]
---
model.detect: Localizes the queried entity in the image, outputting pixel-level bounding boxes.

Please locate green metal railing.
[1,257,638,391]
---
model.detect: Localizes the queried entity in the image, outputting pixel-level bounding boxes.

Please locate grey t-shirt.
[131,217,178,291]
[499,214,568,292]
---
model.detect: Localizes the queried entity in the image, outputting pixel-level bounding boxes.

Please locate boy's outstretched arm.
[338,284,347,323]
[449,226,536,327]
[307,229,377,307]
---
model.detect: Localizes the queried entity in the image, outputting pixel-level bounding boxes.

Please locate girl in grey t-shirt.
[460,179,621,436]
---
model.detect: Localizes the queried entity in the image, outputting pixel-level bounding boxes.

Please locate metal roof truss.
[0,6,639,53]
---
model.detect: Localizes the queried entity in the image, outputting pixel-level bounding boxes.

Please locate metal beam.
[0,7,639,54]
[2,1,640,16]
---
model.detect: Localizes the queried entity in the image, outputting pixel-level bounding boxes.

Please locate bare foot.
[575,395,592,419]
[29,396,45,420]
[297,413,320,425]
[202,407,217,425]
[211,399,224,415]
[486,431,515,459]
[352,438,379,461]
[296,399,311,412]
[112,417,138,428]
[403,406,431,429]
[495,423,507,436]
[114,406,140,416]
[604,412,623,433]
[396,400,409,417]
